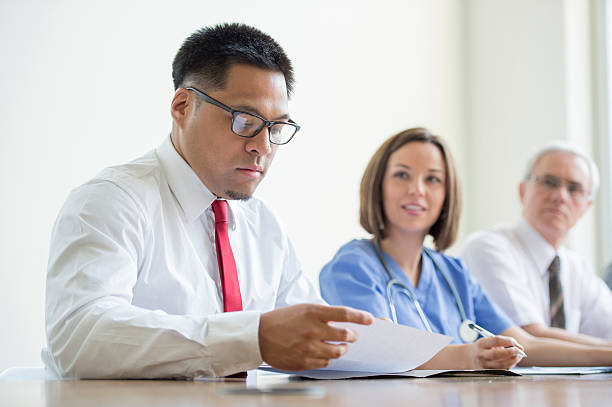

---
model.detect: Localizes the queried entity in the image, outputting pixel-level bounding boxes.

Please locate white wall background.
[0,0,604,371]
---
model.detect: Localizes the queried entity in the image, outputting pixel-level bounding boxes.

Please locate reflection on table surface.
[2,371,612,407]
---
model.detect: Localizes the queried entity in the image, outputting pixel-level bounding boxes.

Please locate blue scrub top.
[319,239,513,344]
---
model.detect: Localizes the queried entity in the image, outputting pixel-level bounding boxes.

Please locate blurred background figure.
[462,144,612,345]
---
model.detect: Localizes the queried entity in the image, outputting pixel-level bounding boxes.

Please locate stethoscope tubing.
[374,239,469,328]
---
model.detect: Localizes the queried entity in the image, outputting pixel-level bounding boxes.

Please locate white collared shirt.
[44,136,323,379]
[460,217,612,339]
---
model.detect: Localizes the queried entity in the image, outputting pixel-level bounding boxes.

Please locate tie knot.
[212,200,228,224]
[548,255,560,276]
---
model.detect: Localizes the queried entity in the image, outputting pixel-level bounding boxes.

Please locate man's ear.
[519,182,526,204]
[170,88,192,130]
[581,198,594,217]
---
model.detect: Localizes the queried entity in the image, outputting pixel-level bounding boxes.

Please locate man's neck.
[525,218,564,250]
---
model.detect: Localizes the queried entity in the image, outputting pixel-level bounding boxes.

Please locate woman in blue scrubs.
[320,128,612,369]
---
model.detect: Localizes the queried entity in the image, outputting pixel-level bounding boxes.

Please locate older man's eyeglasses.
[185,87,300,145]
[531,174,590,201]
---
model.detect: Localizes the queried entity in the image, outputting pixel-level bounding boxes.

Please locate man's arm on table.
[45,182,372,378]
[503,326,612,366]
[521,323,612,346]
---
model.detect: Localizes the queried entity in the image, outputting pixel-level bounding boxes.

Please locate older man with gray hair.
[461,142,612,345]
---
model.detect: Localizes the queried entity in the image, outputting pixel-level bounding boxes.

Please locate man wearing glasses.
[44,23,372,379]
[462,144,612,345]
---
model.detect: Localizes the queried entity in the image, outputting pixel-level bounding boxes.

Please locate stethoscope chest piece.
[375,238,476,341]
[459,319,479,343]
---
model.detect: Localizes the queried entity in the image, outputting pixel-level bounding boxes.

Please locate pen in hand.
[468,322,527,358]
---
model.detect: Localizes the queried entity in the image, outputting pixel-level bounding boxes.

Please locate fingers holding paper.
[258,304,374,371]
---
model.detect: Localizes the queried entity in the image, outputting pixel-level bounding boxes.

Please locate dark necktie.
[212,200,243,312]
[548,255,565,329]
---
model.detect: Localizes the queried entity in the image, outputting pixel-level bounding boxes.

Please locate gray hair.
[523,141,600,197]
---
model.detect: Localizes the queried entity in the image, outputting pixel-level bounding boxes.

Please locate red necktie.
[212,200,243,312]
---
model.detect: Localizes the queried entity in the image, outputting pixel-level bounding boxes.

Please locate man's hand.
[258,304,374,371]
[467,335,525,369]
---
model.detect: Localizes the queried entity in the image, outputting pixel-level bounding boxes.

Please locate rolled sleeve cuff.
[205,310,263,377]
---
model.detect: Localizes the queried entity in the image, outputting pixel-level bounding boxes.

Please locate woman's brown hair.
[359,127,461,251]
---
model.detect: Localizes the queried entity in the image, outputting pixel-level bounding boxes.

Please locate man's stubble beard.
[224,189,252,200]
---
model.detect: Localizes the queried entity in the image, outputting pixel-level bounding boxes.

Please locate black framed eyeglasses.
[185,87,300,145]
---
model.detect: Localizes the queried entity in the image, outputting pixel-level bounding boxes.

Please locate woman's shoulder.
[332,239,376,262]
[321,239,380,275]
[335,238,376,256]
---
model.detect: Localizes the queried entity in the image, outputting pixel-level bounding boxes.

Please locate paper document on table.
[257,320,451,379]
[257,368,519,380]
[511,366,612,375]
[325,319,451,373]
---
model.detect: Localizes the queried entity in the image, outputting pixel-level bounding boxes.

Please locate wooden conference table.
[2,370,612,407]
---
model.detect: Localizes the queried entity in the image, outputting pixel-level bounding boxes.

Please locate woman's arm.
[417,336,524,370]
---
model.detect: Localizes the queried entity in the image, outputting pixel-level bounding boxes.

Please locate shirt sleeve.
[576,258,612,340]
[461,232,546,327]
[45,181,262,379]
[463,260,514,335]
[318,245,391,319]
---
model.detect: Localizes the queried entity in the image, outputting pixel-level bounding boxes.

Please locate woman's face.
[381,141,447,239]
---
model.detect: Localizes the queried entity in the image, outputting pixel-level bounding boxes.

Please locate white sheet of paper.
[324,319,452,373]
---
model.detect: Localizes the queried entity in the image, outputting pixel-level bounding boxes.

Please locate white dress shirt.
[44,136,323,379]
[460,217,612,339]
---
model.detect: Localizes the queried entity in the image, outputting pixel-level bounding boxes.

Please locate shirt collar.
[516,216,558,276]
[156,136,219,224]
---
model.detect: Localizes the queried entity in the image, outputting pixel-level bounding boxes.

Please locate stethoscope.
[374,238,479,343]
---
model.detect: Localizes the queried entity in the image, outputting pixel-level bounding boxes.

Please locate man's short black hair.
[172,23,294,96]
